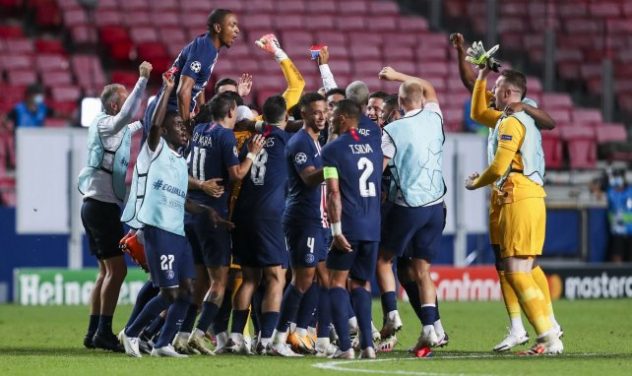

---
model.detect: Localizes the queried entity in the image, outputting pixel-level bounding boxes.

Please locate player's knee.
[160,288,179,303]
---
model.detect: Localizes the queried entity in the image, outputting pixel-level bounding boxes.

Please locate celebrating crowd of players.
[77,8,564,359]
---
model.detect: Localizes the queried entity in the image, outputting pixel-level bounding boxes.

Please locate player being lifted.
[465,65,564,355]
[143,9,239,142]
[323,99,383,359]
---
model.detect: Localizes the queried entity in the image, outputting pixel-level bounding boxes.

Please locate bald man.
[376,67,448,353]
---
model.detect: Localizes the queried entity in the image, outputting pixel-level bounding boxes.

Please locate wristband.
[246,152,256,161]
[330,222,342,236]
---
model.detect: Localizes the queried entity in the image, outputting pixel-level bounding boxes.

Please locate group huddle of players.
[78,9,565,360]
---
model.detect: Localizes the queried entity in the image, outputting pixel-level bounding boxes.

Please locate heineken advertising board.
[14,268,148,306]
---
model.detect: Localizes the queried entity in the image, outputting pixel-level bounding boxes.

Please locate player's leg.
[214,269,237,350]
[229,266,260,354]
[327,247,356,359]
[501,198,562,355]
[350,241,379,359]
[258,265,285,352]
[315,260,335,356]
[377,205,416,336]
[408,203,445,351]
[531,262,562,336]
[84,260,105,349]
[96,255,127,344]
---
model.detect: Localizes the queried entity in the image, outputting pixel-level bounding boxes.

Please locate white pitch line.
[313,352,608,376]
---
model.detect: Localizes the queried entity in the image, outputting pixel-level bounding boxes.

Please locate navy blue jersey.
[161,33,218,113]
[358,114,382,148]
[187,123,239,215]
[322,128,383,242]
[284,128,327,227]
[234,125,291,219]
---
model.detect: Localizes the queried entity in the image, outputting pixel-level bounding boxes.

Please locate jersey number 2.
[160,255,175,271]
[358,157,376,197]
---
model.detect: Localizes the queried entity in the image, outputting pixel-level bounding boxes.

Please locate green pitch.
[1,299,631,375]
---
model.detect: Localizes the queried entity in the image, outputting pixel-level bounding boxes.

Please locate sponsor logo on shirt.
[500,134,512,141]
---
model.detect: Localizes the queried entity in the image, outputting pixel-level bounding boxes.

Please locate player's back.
[358,114,382,148]
[284,128,325,224]
[187,122,237,215]
[322,129,382,242]
[234,125,291,219]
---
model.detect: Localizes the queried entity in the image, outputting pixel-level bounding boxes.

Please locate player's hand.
[465,172,480,190]
[162,71,175,89]
[477,63,492,80]
[378,66,399,81]
[318,46,330,65]
[449,33,465,50]
[248,134,266,155]
[139,61,153,78]
[237,73,253,97]
[200,178,224,198]
[504,102,524,116]
[207,208,235,230]
[332,234,353,253]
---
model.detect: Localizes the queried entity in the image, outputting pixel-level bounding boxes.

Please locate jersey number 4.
[358,157,376,197]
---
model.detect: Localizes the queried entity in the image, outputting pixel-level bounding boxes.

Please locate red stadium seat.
[129,27,158,44]
[306,1,338,14]
[352,60,383,75]
[119,0,149,12]
[387,46,414,60]
[337,16,366,31]
[541,93,573,109]
[111,70,138,88]
[52,86,81,102]
[369,1,399,15]
[350,45,381,60]
[561,126,597,169]
[159,27,187,46]
[36,54,70,72]
[367,16,398,32]
[50,101,78,117]
[7,70,37,86]
[62,8,88,27]
[4,38,34,54]
[241,14,273,30]
[35,39,65,54]
[281,31,313,46]
[0,25,23,38]
[151,12,180,27]
[572,108,603,124]
[315,31,347,46]
[44,118,69,127]
[340,0,368,14]
[250,0,275,13]
[150,0,178,12]
[306,16,336,30]
[541,127,564,169]
[329,60,353,76]
[559,3,588,17]
[547,109,572,123]
[274,14,305,31]
[589,3,621,17]
[95,10,124,27]
[42,71,73,87]
[277,0,306,14]
[596,123,628,143]
[398,17,428,32]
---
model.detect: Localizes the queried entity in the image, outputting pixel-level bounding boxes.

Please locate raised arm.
[148,72,175,151]
[450,33,476,93]
[227,134,265,181]
[470,67,503,128]
[318,46,339,92]
[177,75,195,135]
[107,61,152,134]
[378,66,438,104]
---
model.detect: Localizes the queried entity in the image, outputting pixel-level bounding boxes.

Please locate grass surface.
[1,299,631,375]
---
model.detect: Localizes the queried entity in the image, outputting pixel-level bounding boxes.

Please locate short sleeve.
[497,117,525,153]
[181,43,214,81]
[381,131,395,159]
[222,131,240,168]
[289,138,317,173]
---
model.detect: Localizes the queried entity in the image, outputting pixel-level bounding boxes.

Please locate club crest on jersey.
[233,146,238,157]
[190,61,202,73]
[304,253,315,264]
[295,152,307,165]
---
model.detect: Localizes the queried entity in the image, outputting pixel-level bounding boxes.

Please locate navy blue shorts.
[380,202,445,261]
[284,221,328,268]
[233,216,288,268]
[327,241,378,282]
[184,212,232,268]
[144,225,195,288]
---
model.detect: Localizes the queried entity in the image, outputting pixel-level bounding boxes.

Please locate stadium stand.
[0,0,630,206]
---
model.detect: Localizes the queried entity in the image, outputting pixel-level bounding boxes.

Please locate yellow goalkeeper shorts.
[498,197,546,259]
